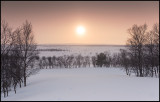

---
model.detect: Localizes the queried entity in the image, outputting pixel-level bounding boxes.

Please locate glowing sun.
[76,26,85,36]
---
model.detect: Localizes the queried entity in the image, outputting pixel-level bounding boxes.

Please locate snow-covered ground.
[37,45,126,57]
[1,45,159,101]
[1,68,159,101]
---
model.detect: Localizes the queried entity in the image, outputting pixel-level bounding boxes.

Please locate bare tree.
[19,20,38,87]
[1,20,13,97]
[1,20,13,55]
[144,23,159,77]
[119,49,131,76]
[92,56,97,67]
[127,24,147,77]
[152,23,159,77]
[96,53,107,67]
[1,19,39,97]
[104,51,111,67]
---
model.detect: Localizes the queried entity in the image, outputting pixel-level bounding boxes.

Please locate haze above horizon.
[1,1,159,45]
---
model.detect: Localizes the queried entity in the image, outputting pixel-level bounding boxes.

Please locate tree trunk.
[24,76,26,87]
[19,82,21,88]
[24,65,26,87]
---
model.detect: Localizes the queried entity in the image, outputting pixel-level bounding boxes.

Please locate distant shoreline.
[38,44,126,47]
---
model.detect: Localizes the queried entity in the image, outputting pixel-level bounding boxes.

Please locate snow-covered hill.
[1,68,159,101]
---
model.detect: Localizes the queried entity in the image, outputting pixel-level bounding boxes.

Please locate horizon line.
[37,43,126,46]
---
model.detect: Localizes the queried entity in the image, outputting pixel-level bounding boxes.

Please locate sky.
[1,1,159,45]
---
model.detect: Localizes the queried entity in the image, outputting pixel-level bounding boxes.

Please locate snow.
[37,45,126,57]
[1,45,159,101]
[1,67,159,101]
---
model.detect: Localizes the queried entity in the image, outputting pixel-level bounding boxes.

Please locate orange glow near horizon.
[1,1,159,45]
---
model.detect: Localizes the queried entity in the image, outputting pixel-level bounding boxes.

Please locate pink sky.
[1,1,159,45]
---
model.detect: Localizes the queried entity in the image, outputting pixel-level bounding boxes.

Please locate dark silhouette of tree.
[127,24,147,77]
[19,20,38,86]
[92,56,97,67]
[144,23,159,77]
[119,49,131,76]
[1,20,13,97]
[96,53,106,67]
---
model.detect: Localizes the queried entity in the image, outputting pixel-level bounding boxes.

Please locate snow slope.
[1,68,159,101]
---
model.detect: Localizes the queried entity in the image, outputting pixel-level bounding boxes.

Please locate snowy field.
[1,45,159,101]
[1,68,159,101]
[37,45,126,57]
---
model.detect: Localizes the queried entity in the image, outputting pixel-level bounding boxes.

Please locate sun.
[76,26,85,36]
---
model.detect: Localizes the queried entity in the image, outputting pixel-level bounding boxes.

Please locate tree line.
[37,23,159,78]
[1,20,38,97]
[37,48,67,51]
[123,23,159,77]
